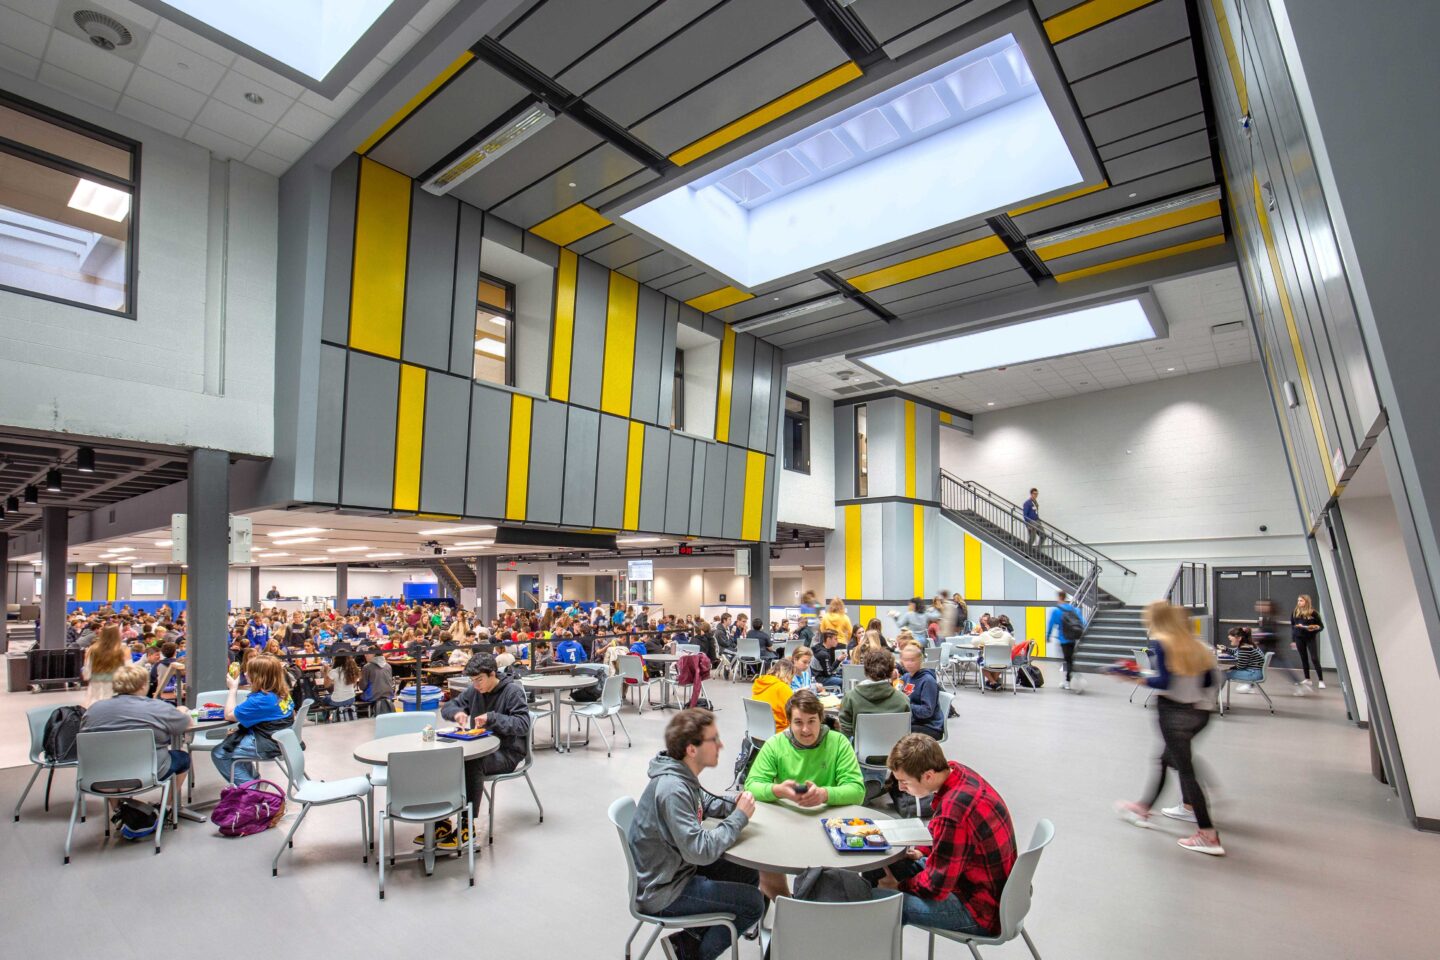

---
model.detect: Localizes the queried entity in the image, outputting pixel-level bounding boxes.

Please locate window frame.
[0,90,141,319]
[671,346,685,431]
[783,391,811,474]
[474,270,516,387]
[854,402,869,497]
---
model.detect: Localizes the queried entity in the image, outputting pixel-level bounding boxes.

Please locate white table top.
[520,674,598,691]
[352,731,500,765]
[642,653,681,663]
[717,801,903,875]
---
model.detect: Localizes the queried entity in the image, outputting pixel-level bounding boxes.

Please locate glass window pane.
[0,104,131,180]
[0,150,130,312]
[474,308,509,385]
[855,404,868,497]
[477,278,509,310]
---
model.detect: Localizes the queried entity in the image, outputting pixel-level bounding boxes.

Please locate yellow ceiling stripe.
[1008,180,1109,217]
[1052,232,1224,281]
[530,203,611,247]
[848,235,1009,293]
[358,51,475,155]
[1044,0,1157,43]
[1035,199,1222,260]
[685,286,754,313]
[1209,0,1248,115]
[670,62,864,167]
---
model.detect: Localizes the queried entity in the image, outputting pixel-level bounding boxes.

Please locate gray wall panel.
[639,425,670,532]
[728,332,755,446]
[449,203,483,375]
[700,442,727,537]
[482,213,523,252]
[766,349,784,455]
[748,340,774,451]
[465,386,512,519]
[341,352,399,509]
[722,445,748,539]
[688,440,707,537]
[761,454,776,542]
[420,372,470,516]
[526,399,568,523]
[321,154,358,345]
[403,184,459,370]
[561,406,600,528]
[630,285,666,424]
[313,344,346,502]
[1004,559,1038,601]
[594,415,629,528]
[882,501,911,600]
[657,299,678,426]
[834,403,855,500]
[570,257,610,409]
[665,434,694,534]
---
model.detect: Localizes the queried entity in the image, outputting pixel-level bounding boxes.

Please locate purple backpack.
[210,779,286,836]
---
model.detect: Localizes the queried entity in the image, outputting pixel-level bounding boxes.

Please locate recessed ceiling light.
[327,545,371,553]
[243,91,264,104]
[986,401,995,406]
[155,539,173,547]
[567,181,576,187]
[617,537,662,544]
[1166,367,1176,372]
[68,179,130,221]
[452,540,494,547]
[254,552,288,558]
[271,536,321,545]
[366,552,402,559]
[418,524,496,536]
[268,527,327,538]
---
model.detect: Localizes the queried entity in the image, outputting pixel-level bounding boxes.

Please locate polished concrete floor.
[2,667,1435,959]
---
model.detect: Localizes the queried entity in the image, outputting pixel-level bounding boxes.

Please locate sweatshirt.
[628,753,749,913]
[750,674,794,731]
[902,667,944,738]
[744,729,865,805]
[838,678,910,737]
[440,675,532,763]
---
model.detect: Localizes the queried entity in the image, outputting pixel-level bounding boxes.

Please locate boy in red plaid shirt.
[877,734,1017,936]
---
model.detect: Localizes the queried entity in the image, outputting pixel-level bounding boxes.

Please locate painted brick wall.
[776,385,835,530]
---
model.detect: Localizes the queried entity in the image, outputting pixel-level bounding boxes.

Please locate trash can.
[7,650,30,692]
[398,684,443,712]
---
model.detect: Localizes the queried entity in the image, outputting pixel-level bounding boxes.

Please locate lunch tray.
[437,729,491,742]
[199,709,226,721]
[823,818,891,854]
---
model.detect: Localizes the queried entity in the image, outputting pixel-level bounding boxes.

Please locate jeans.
[1060,641,1076,681]
[1143,697,1213,829]
[652,859,764,960]
[1025,521,1043,548]
[212,732,266,784]
[161,749,191,781]
[901,888,985,935]
[1229,668,1263,682]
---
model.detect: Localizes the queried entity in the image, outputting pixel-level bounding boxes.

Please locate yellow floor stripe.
[671,62,863,166]
[601,272,639,416]
[904,400,916,498]
[844,504,862,599]
[393,364,427,511]
[742,450,766,540]
[624,421,645,530]
[686,286,754,314]
[714,325,736,443]
[358,52,474,154]
[913,504,925,598]
[1008,180,1109,217]
[506,396,532,520]
[1045,0,1157,43]
[530,203,611,247]
[349,158,410,358]
[849,235,1008,293]
[1053,233,1224,282]
[1035,199,1221,260]
[550,249,578,401]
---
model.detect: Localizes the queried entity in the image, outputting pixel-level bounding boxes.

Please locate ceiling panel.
[447,115,603,209]
[1039,216,1223,275]
[584,232,660,270]
[1071,41,1196,116]
[863,252,1019,305]
[711,278,836,323]
[835,225,996,280]
[1053,0,1190,80]
[877,268,1033,317]
[492,0,657,79]
[766,312,884,348]
[557,0,726,96]
[1085,78,1203,145]
[568,223,630,254]
[367,59,527,178]
[618,249,695,284]
[585,167,662,209]
[870,0,1009,59]
[1010,160,1214,234]
[489,143,646,227]
[661,272,732,302]
[1097,112,1207,160]
[1103,129,1211,184]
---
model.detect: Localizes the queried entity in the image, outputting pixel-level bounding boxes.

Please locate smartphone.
[793,782,810,795]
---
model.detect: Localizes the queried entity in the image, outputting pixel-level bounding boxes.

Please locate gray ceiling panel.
[584,0,813,127]
[1054,0,1190,81]
[619,250,693,284]
[713,278,835,323]
[837,226,996,280]
[650,265,707,289]
[628,22,846,155]
[661,272,730,302]
[569,224,630,254]
[1032,0,1089,17]
[1103,130,1211,184]
[850,0,964,43]
[765,312,882,348]
[878,268,1033,317]
[368,61,527,179]
[558,0,725,95]
[1011,159,1214,235]
[586,168,661,209]
[490,143,646,227]
[496,0,656,78]
[1072,42,1196,116]
[585,233,660,270]
[865,253,1020,306]
[878,0,1010,59]
[1097,112,1206,160]
[1041,216,1223,275]
[447,116,602,210]
[1084,78,1202,145]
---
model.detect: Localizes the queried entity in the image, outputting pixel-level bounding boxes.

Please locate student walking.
[1022,488,1044,548]
[1291,595,1326,690]
[1046,591,1084,690]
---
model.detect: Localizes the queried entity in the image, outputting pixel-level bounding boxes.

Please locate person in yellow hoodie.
[751,658,795,731]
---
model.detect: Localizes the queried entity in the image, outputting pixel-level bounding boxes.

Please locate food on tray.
[865,835,887,847]
[824,817,845,829]
[853,824,882,837]
[848,818,868,826]
[846,835,866,848]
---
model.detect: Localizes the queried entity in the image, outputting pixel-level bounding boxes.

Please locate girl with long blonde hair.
[1291,594,1326,690]
[83,623,126,706]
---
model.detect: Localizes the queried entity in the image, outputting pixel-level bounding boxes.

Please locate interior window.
[474,273,514,386]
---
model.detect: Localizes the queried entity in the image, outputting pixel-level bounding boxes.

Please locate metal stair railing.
[1165,562,1208,611]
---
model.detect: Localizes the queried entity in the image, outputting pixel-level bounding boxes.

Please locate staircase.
[430,558,476,598]
[1073,605,1148,673]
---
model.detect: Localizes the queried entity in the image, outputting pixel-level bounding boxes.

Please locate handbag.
[211,779,286,836]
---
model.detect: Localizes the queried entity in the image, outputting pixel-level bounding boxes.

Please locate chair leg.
[928,932,936,960]
[357,797,370,864]
[366,791,376,851]
[1258,684,1275,714]
[624,920,644,960]
[967,944,985,959]
[524,772,543,823]
[466,806,476,887]
[634,924,662,960]
[614,712,633,747]
[272,803,310,876]
[44,765,57,812]
[13,764,42,821]
[1020,927,1043,959]
[487,779,497,845]
[63,790,82,864]
[154,781,170,855]
[377,810,387,899]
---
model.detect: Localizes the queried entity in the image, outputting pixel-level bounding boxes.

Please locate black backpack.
[110,798,159,840]
[43,705,85,763]
[792,866,876,903]
[1060,608,1085,641]
[568,663,608,702]
[1016,664,1045,688]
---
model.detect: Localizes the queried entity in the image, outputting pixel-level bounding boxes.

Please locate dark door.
[1212,566,1315,645]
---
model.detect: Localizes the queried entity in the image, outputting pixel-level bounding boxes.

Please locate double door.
[1213,566,1316,645]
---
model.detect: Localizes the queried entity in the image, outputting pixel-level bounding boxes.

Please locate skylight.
[617,35,1084,289]
[858,299,1158,384]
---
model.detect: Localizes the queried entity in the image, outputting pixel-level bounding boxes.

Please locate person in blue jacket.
[555,635,587,665]
[1046,591,1084,690]
[1022,487,1043,548]
[899,644,944,739]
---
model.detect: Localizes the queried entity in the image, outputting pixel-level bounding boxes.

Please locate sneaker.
[661,931,700,960]
[1178,832,1225,856]
[1302,678,1314,688]
[1292,683,1309,697]
[435,826,470,850]
[1234,683,1254,694]
[1161,804,1197,823]
[1318,680,1327,689]
[414,819,455,846]
[1061,680,1070,690]
[1115,801,1152,829]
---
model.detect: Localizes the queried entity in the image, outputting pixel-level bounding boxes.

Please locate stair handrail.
[938,471,1138,577]
[434,559,463,598]
[1073,563,1101,624]
[1165,562,1208,611]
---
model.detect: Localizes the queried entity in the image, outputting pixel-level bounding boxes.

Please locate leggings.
[1294,633,1322,681]
[1061,641,1076,681]
[1142,697,1213,830]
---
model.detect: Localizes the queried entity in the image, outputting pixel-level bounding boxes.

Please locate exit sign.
[677,544,694,555]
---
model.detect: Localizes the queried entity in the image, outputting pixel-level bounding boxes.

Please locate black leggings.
[1142,697,1213,830]
[1061,642,1076,681]
[1294,633,1322,681]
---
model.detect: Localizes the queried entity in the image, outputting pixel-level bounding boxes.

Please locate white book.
[878,818,932,845]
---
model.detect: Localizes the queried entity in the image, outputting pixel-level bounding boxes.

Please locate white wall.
[940,364,1308,601]
[0,74,276,456]
[777,384,835,529]
[682,339,719,439]
[227,567,436,606]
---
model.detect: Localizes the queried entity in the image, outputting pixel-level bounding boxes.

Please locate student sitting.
[554,636,587,665]
[789,646,820,692]
[212,655,294,783]
[437,655,532,847]
[837,648,910,740]
[899,643,945,739]
[82,661,192,796]
[1227,626,1266,691]
[809,631,846,692]
[321,654,361,716]
[750,659,795,732]
[358,647,395,714]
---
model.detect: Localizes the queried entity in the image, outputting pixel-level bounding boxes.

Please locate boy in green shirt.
[745,689,865,807]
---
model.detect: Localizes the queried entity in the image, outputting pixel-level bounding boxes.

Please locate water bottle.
[422,724,435,743]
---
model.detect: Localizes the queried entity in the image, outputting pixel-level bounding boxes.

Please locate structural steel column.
[477,557,497,625]
[186,449,229,702]
[0,532,9,633]
[335,563,348,614]
[749,544,771,631]
[40,507,67,649]
[250,566,261,609]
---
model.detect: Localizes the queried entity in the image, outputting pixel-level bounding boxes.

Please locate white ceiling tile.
[228,56,305,100]
[194,97,271,145]
[184,121,252,161]
[101,0,161,29]
[139,33,226,95]
[212,68,294,124]
[373,25,423,65]
[153,19,236,67]
[412,0,459,33]
[37,62,120,109]
[276,99,333,140]
[243,149,290,177]
[1,0,60,23]
[124,66,206,120]
[44,29,134,89]
[0,42,41,80]
[298,85,360,118]
[116,94,190,137]
[0,5,49,58]
[257,125,308,163]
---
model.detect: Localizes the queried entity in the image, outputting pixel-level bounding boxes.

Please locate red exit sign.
[677,544,694,555]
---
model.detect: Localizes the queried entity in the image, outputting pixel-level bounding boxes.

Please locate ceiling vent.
[74,10,131,50]
[1210,320,1246,336]
[56,2,151,64]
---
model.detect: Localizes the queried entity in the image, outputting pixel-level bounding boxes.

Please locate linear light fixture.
[418,524,496,536]
[68,179,130,221]
[272,536,321,545]
[617,537,663,544]
[366,552,403,559]
[732,295,848,333]
[452,540,494,548]
[268,527,327,538]
[423,102,555,196]
[154,539,173,547]
[1025,187,1222,250]
[327,545,371,553]
[254,552,289,558]
[474,337,506,358]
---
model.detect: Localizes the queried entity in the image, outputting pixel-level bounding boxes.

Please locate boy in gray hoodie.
[628,709,763,960]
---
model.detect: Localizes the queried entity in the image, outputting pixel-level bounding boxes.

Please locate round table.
[642,652,681,710]
[721,801,904,875]
[519,674,597,752]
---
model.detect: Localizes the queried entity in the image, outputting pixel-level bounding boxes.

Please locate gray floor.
[3,667,1436,959]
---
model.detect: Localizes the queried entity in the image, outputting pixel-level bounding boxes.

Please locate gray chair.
[772,891,902,960]
[478,721,544,845]
[780,638,803,659]
[840,662,866,693]
[734,636,764,681]
[1230,651,1277,715]
[917,819,1054,959]
[949,645,983,689]
[676,643,702,656]
[923,645,942,670]
[609,796,740,960]
[186,688,248,803]
[936,690,956,746]
[271,728,371,877]
[568,674,631,756]
[64,729,173,864]
[852,712,911,772]
[980,642,1016,695]
[365,711,438,849]
[378,743,475,899]
[14,704,80,821]
[743,697,777,743]
[1130,649,1156,706]
[617,654,660,711]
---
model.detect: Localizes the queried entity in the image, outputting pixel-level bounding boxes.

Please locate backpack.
[729,736,761,791]
[211,779,287,836]
[1060,608,1085,641]
[792,866,876,903]
[568,663,608,702]
[111,798,159,841]
[1016,664,1045,688]
[43,705,86,763]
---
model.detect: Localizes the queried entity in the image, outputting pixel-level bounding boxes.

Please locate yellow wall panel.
[859,605,876,627]
[179,574,187,601]
[715,326,736,442]
[530,203,611,247]
[685,286,753,313]
[349,158,410,358]
[742,450,766,540]
[506,396,533,520]
[393,364,427,511]
[904,400,916,498]
[844,504,862,599]
[913,505,925,599]
[74,572,93,602]
[624,421,645,531]
[1027,606,1047,658]
[963,533,983,602]
[550,248,578,402]
[601,272,639,416]
[106,572,117,602]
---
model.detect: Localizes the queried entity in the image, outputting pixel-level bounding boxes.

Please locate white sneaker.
[1115,801,1152,829]
[1061,680,1070,690]
[1234,683,1254,694]
[1292,683,1309,697]
[1161,804,1197,823]
[1318,680,1327,689]
[1302,679,1314,688]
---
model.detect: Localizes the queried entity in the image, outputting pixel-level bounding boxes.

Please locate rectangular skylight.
[859,299,1157,383]
[617,34,1084,289]
[157,1,394,80]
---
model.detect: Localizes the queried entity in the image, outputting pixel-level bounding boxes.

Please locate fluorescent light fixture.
[474,338,506,358]
[254,552,289,558]
[1027,187,1222,250]
[418,525,496,536]
[732,295,847,333]
[159,0,393,81]
[272,536,321,545]
[423,102,555,196]
[617,537,663,544]
[859,299,1157,383]
[452,540,494,548]
[327,545,371,553]
[366,552,403,559]
[268,527,327,538]
[618,35,1081,288]
[68,179,130,221]
[155,540,173,547]
[84,562,99,567]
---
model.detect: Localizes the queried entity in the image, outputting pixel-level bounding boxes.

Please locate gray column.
[40,507,67,649]
[749,544,771,631]
[249,566,261,609]
[0,533,9,629]
[335,563,348,614]
[477,557,498,624]
[186,449,229,702]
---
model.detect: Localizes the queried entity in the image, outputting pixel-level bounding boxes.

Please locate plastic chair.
[949,645,982,689]
[743,697,777,743]
[365,711,437,848]
[936,690,956,746]
[852,712,911,770]
[378,744,475,899]
[734,636,764,681]
[1130,649,1156,706]
[271,728,371,877]
[479,722,544,845]
[186,689,248,804]
[14,704,80,821]
[923,646,942,670]
[568,674,631,756]
[617,655,660,711]
[780,639,803,659]
[917,819,1054,959]
[840,663,866,693]
[64,729,173,864]
[1233,651,1277,715]
[980,642,1015,695]
[1011,641,1039,694]
[609,796,740,960]
[676,643,701,656]
[772,891,902,960]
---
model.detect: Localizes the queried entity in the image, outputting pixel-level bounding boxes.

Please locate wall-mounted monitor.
[132,578,166,596]
[627,559,654,582]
